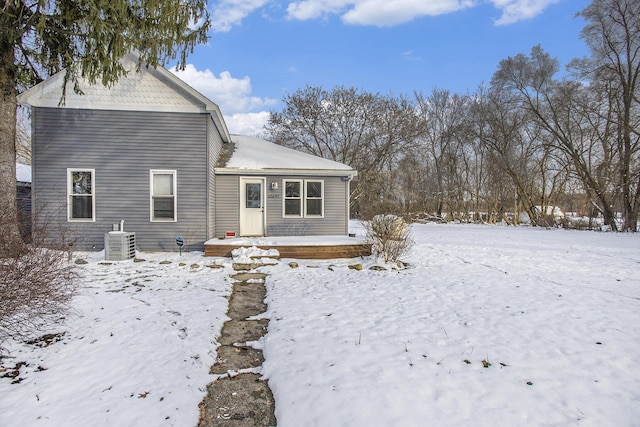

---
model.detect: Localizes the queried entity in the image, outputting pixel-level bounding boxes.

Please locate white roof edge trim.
[17,53,232,144]
[214,168,357,177]
[151,60,231,143]
[17,67,66,106]
[15,101,204,114]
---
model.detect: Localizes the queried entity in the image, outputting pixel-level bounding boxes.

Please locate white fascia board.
[214,167,357,177]
[153,64,231,143]
[17,68,66,106]
[17,54,232,144]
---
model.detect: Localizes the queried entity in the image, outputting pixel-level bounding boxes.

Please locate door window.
[246,183,262,208]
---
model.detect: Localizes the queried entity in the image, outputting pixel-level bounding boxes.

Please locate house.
[16,163,32,239]
[214,134,355,238]
[17,54,362,255]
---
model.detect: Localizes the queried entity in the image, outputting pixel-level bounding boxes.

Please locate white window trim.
[304,179,324,218]
[282,179,303,218]
[150,170,177,222]
[67,168,95,222]
[282,179,324,218]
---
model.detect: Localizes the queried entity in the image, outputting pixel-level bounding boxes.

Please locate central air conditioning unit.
[105,231,136,261]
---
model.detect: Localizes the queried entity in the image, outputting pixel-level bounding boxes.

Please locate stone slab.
[198,373,276,427]
[218,319,269,346]
[210,346,264,374]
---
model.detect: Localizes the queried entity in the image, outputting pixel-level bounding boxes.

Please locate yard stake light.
[176,237,184,255]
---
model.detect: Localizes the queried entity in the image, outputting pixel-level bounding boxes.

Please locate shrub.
[0,211,80,353]
[364,214,413,264]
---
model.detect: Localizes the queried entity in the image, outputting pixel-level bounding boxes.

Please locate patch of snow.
[225,134,354,171]
[231,246,279,260]
[0,251,232,427]
[534,205,565,218]
[261,222,640,426]
[16,163,31,183]
[2,223,639,426]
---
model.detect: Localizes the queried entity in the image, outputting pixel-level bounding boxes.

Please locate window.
[246,183,262,208]
[150,170,177,221]
[305,180,324,217]
[283,180,302,217]
[283,179,324,218]
[68,169,95,221]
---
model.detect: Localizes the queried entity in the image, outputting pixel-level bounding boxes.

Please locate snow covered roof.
[216,135,356,176]
[16,163,31,183]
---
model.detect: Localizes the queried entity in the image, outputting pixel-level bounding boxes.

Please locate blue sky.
[170,0,591,135]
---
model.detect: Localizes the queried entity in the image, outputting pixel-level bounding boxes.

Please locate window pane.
[285,199,301,216]
[246,183,261,208]
[71,196,93,219]
[307,181,322,198]
[153,197,175,220]
[72,171,92,195]
[153,174,173,196]
[285,181,300,198]
[306,199,322,216]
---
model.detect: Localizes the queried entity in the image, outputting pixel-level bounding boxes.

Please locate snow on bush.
[364,214,413,264]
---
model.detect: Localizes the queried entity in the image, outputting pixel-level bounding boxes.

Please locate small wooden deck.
[204,236,371,259]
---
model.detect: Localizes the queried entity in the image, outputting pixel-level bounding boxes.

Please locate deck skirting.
[205,242,371,259]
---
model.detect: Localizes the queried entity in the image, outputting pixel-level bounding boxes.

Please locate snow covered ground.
[262,223,640,427]
[1,223,639,426]
[0,252,232,427]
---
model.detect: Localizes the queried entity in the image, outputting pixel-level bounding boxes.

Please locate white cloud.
[211,0,270,32]
[171,64,277,114]
[286,0,475,26]
[402,50,422,61]
[342,0,475,26]
[170,64,277,134]
[285,0,558,26]
[286,0,349,20]
[208,0,558,32]
[491,0,560,25]
[225,111,272,136]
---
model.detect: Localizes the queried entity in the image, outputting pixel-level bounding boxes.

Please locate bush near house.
[364,214,413,264]
[0,214,79,353]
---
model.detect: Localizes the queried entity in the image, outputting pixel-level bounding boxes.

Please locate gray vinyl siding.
[266,176,348,236]
[207,118,224,240]
[214,174,348,238]
[214,175,240,237]
[32,107,210,252]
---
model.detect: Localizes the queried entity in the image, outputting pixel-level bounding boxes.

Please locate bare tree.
[414,89,469,218]
[265,86,422,217]
[469,82,548,225]
[15,107,30,165]
[573,0,640,231]
[493,45,626,229]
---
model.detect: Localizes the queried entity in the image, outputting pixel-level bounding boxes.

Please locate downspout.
[345,175,352,235]
[205,117,211,240]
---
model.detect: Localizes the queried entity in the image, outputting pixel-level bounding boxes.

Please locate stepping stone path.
[198,251,278,427]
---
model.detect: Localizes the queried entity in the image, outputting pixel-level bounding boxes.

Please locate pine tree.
[0,0,210,256]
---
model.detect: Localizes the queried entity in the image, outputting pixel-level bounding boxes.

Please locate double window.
[68,169,95,221]
[150,170,177,221]
[283,179,324,218]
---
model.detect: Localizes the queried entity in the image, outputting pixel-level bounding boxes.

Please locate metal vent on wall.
[105,232,136,261]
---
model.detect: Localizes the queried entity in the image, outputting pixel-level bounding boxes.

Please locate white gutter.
[214,168,357,177]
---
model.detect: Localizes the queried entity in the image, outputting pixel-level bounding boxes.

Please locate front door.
[239,177,265,236]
